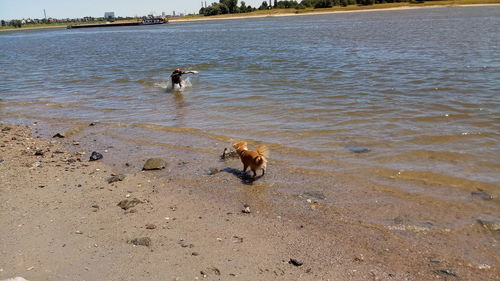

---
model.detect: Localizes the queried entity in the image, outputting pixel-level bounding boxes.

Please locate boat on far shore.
[67,18,168,29]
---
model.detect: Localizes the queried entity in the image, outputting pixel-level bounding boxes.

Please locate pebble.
[471,190,493,200]
[117,198,143,210]
[89,151,103,161]
[477,219,500,231]
[208,168,219,175]
[107,174,126,184]
[289,259,303,266]
[346,145,370,154]
[242,204,251,214]
[131,237,151,247]
[142,158,167,170]
[145,224,156,229]
[34,150,44,156]
[433,269,457,277]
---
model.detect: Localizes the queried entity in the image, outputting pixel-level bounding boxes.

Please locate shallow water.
[1,6,499,229]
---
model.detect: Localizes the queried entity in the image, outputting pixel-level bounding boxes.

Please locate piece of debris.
[433,269,457,277]
[142,158,167,170]
[242,204,251,214]
[89,151,103,161]
[289,258,303,266]
[346,145,370,154]
[130,237,151,247]
[107,174,126,184]
[221,147,239,160]
[145,224,156,230]
[117,198,143,210]
[477,219,500,231]
[208,168,219,175]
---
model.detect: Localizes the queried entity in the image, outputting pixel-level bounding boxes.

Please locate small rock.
[1,277,29,281]
[34,150,44,156]
[91,204,100,209]
[471,190,493,200]
[89,151,103,161]
[301,191,326,201]
[89,122,96,126]
[107,174,126,184]
[346,145,370,154]
[130,237,151,247]
[477,219,500,231]
[145,224,156,229]
[52,128,80,138]
[289,258,303,266]
[242,204,251,214]
[221,148,239,160]
[208,168,219,175]
[433,269,457,277]
[117,198,143,210]
[142,158,167,170]
[75,230,83,234]
[192,252,199,256]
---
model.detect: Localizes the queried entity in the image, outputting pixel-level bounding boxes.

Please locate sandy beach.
[1,122,498,281]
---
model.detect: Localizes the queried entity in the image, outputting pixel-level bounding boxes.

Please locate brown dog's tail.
[256,145,269,160]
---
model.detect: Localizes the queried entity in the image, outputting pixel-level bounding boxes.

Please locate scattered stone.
[433,269,457,277]
[107,174,126,184]
[242,204,251,214]
[76,184,82,188]
[201,267,221,276]
[477,219,500,232]
[72,141,80,146]
[289,259,303,267]
[31,161,41,168]
[89,151,103,161]
[130,237,151,247]
[89,122,96,126]
[91,204,100,209]
[34,150,44,156]
[52,128,80,138]
[117,198,143,210]
[301,191,326,201]
[346,145,370,154]
[471,190,493,200]
[192,252,199,256]
[145,224,156,230]
[75,230,83,234]
[142,158,167,170]
[1,127,12,132]
[221,147,239,160]
[208,168,219,175]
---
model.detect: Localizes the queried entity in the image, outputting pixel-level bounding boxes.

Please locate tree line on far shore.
[200,0,422,16]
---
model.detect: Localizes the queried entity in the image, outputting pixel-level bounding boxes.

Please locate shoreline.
[171,3,500,23]
[1,121,498,280]
[1,3,499,32]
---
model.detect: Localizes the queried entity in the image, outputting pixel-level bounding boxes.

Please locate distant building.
[104,12,115,19]
[162,12,165,17]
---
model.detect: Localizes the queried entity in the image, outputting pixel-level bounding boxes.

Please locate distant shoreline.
[170,3,500,23]
[1,3,498,32]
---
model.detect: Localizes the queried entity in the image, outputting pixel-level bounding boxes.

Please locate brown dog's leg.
[261,168,265,176]
[243,164,248,172]
[252,170,257,177]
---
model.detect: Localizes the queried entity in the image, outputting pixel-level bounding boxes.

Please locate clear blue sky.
[0,0,268,20]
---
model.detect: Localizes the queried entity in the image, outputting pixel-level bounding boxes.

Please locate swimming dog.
[232,141,268,177]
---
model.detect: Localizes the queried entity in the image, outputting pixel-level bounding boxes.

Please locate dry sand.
[1,123,498,281]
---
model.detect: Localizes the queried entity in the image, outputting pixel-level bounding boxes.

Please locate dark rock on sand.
[34,150,44,156]
[471,190,493,200]
[433,269,457,277]
[52,128,81,138]
[346,145,370,154]
[289,258,303,266]
[477,219,500,232]
[131,237,151,247]
[117,198,143,210]
[89,152,103,161]
[107,174,126,184]
[143,158,167,170]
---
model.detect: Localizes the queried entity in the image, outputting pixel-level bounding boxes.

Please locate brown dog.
[232,141,269,177]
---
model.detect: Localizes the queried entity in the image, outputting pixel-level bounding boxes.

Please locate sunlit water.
[1,7,499,227]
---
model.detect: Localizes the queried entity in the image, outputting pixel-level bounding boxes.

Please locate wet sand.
[1,123,498,281]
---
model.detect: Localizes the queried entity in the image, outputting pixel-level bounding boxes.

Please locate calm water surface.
[1,7,499,219]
